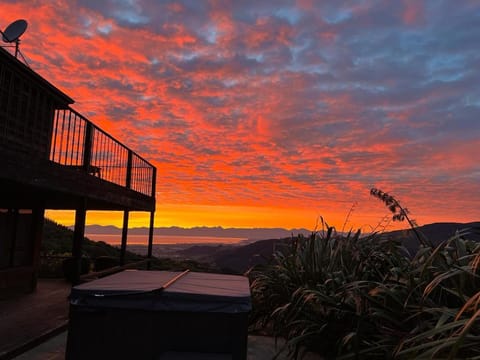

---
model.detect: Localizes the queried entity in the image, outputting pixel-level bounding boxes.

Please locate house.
[0,46,156,298]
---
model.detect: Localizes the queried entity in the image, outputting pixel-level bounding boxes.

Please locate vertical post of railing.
[151,167,157,198]
[50,110,60,162]
[66,111,73,165]
[57,111,67,163]
[126,150,133,189]
[83,121,93,171]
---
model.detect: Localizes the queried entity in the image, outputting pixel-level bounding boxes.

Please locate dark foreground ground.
[13,331,323,360]
[0,279,70,359]
[1,279,321,360]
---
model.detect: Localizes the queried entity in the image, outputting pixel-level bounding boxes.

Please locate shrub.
[94,256,119,272]
[62,257,91,282]
[250,220,409,358]
[250,190,480,359]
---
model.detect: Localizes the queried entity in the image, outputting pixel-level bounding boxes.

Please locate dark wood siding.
[0,60,58,158]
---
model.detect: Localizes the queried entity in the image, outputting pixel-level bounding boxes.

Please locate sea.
[85,233,248,246]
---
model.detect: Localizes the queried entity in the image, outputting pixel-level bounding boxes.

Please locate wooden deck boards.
[0,279,71,359]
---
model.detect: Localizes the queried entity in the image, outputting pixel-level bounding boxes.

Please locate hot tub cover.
[69,270,251,313]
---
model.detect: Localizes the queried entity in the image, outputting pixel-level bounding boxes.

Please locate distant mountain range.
[81,224,312,240]
[80,222,480,245]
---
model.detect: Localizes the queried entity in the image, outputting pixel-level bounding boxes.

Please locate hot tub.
[66,270,251,360]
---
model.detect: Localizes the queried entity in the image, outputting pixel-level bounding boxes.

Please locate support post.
[72,200,87,285]
[31,205,45,291]
[120,210,129,266]
[126,150,132,189]
[151,167,157,198]
[147,166,156,270]
[8,209,17,267]
[147,210,154,270]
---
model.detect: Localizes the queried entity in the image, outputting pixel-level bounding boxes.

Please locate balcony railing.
[49,107,156,197]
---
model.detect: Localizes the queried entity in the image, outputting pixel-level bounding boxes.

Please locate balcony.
[51,107,155,197]
[0,46,156,212]
[47,106,156,210]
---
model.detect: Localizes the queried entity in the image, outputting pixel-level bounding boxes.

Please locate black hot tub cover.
[69,270,252,313]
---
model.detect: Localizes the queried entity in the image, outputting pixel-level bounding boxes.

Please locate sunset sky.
[2,1,479,231]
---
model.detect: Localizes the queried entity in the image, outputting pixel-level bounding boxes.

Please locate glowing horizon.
[4,1,479,233]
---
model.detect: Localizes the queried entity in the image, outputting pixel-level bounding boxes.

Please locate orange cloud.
[3,0,479,233]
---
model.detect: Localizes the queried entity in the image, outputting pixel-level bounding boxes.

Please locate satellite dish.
[1,19,28,62]
[2,19,28,43]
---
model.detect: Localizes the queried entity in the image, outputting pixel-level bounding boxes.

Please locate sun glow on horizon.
[44,199,470,235]
[46,204,329,230]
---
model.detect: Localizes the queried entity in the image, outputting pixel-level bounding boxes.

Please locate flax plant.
[250,190,480,359]
[250,218,409,358]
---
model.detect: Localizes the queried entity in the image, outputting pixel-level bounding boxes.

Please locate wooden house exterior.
[0,47,156,297]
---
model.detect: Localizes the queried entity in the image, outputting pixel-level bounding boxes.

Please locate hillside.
[41,219,218,275]
[205,222,480,273]
[381,222,480,254]
[42,219,142,261]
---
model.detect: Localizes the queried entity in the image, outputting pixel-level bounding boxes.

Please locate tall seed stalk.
[370,187,432,247]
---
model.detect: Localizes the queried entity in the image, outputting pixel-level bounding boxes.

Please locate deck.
[12,333,310,360]
[0,279,70,359]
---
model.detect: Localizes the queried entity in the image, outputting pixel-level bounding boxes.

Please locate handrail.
[49,107,156,197]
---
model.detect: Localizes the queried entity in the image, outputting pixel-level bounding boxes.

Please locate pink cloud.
[402,0,425,26]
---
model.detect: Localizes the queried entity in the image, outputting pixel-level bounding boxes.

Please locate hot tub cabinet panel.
[66,270,251,360]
